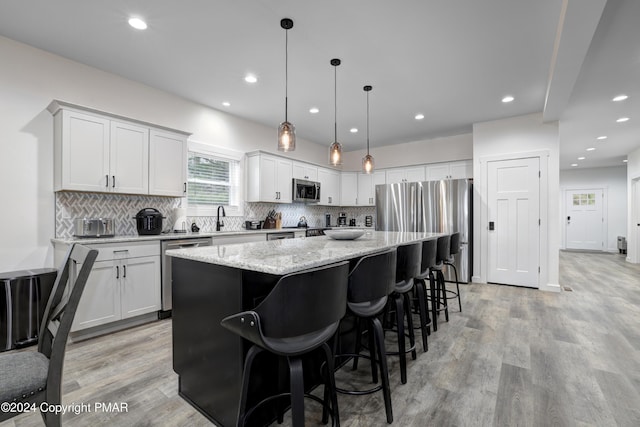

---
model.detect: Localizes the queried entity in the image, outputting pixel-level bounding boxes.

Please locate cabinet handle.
[112,175,116,188]
[116,265,119,279]
[106,175,109,188]
[123,265,126,278]
[184,182,187,193]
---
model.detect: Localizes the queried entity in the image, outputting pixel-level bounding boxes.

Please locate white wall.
[560,166,627,251]
[0,36,329,272]
[472,113,560,291]
[341,133,472,171]
[627,147,640,263]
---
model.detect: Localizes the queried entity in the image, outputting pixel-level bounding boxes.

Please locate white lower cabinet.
[65,241,160,332]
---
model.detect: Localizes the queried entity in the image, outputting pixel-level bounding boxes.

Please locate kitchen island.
[167,230,441,426]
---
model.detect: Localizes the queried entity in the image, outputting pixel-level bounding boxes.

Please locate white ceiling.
[0,0,637,169]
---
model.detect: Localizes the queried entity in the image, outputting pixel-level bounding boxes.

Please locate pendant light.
[362,85,374,173]
[329,58,343,166]
[278,18,295,152]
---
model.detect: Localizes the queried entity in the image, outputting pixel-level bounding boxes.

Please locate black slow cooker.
[134,208,165,235]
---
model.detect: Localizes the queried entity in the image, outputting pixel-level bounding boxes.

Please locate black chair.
[415,238,438,333]
[433,235,451,323]
[443,232,463,312]
[0,244,98,427]
[221,261,349,427]
[385,242,421,385]
[329,249,396,424]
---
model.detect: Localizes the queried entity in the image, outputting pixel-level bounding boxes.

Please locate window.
[186,141,243,216]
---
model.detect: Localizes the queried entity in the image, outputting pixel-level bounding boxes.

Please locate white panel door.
[110,121,149,194]
[487,157,540,287]
[565,189,604,250]
[120,256,161,319]
[72,260,120,331]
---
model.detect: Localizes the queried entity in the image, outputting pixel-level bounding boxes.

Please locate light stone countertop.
[166,230,442,275]
[50,228,311,245]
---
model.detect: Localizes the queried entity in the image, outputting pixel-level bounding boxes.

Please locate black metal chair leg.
[352,317,362,371]
[238,346,262,426]
[403,292,417,360]
[429,272,438,332]
[372,317,393,424]
[367,319,379,384]
[394,294,407,384]
[288,357,305,427]
[415,278,429,352]
[437,271,449,322]
[320,342,340,427]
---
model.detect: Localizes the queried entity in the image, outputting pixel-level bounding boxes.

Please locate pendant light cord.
[366,90,370,155]
[334,65,337,141]
[285,28,288,122]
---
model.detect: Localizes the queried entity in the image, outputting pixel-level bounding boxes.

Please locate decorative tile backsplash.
[55,192,376,238]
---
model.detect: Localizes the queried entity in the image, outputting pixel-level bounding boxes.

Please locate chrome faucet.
[216,205,226,231]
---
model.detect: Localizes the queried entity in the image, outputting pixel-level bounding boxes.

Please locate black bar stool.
[327,249,396,424]
[433,235,450,323]
[385,242,421,384]
[444,232,463,312]
[221,261,349,427]
[415,238,438,334]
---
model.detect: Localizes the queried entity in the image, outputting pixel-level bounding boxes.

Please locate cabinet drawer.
[89,241,161,261]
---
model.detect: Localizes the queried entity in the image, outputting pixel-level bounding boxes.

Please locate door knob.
[489,221,495,230]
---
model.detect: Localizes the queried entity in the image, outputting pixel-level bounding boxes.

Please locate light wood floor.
[3,251,640,426]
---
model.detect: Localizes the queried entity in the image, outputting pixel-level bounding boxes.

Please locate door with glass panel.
[565,189,605,251]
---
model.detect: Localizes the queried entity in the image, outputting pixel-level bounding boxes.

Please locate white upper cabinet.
[246,152,293,203]
[340,172,358,206]
[357,171,386,206]
[385,165,425,184]
[149,129,187,197]
[49,101,190,196]
[292,162,318,181]
[317,167,340,206]
[109,121,149,195]
[425,160,472,180]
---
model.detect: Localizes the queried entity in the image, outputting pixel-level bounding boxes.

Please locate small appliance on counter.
[297,216,308,228]
[325,213,331,228]
[365,215,373,227]
[134,208,165,235]
[245,220,264,230]
[173,207,188,233]
[337,212,347,227]
[74,218,115,237]
[349,218,356,227]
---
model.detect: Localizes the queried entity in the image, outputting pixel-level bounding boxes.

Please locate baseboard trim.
[539,282,561,293]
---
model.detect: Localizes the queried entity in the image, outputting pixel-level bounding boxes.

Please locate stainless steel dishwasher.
[160,237,212,318]
[266,231,295,240]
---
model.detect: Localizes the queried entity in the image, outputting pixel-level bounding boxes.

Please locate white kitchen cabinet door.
[120,255,161,319]
[317,167,340,206]
[340,172,358,206]
[149,129,187,197]
[385,169,405,184]
[357,170,385,206]
[110,121,149,195]
[449,160,472,179]
[247,154,293,203]
[426,163,451,180]
[58,110,110,192]
[292,162,318,181]
[405,166,426,182]
[72,260,120,332]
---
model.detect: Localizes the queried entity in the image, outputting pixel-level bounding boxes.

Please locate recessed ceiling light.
[586,147,595,151]
[612,94,628,102]
[596,136,607,140]
[623,159,628,163]
[415,113,425,120]
[128,17,147,30]
[244,75,257,83]
[616,117,630,123]
[222,102,231,107]
[502,95,514,103]
[571,163,578,167]
[350,128,358,133]
[578,156,586,160]
[309,107,319,114]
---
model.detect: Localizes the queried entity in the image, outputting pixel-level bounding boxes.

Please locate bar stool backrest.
[436,235,450,265]
[420,239,437,275]
[348,249,397,306]
[449,232,461,257]
[254,262,349,339]
[395,243,421,291]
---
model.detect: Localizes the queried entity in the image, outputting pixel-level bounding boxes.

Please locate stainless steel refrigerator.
[376,179,472,282]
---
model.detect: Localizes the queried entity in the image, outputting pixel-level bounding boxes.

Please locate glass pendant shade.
[329,141,343,166]
[278,121,296,152]
[362,153,374,174]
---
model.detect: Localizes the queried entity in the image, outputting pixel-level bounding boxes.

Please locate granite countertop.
[166,230,442,275]
[50,228,310,245]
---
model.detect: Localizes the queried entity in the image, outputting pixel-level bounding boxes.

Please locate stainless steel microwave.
[292,178,320,202]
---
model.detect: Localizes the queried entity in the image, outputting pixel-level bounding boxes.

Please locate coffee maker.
[325,213,331,227]
[338,212,347,226]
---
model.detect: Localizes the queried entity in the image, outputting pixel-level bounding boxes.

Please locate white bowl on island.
[324,228,365,240]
